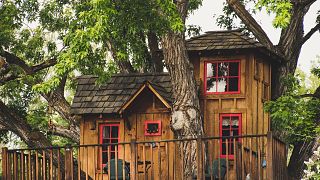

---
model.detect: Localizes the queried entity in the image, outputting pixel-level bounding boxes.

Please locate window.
[99,123,120,166]
[262,82,269,101]
[220,114,241,159]
[205,60,240,94]
[145,120,161,136]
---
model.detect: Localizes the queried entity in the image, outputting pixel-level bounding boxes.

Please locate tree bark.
[0,100,52,148]
[161,0,203,178]
[147,32,163,72]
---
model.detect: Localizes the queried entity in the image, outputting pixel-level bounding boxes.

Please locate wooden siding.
[79,88,174,179]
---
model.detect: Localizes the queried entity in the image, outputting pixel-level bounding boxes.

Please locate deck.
[1,132,288,180]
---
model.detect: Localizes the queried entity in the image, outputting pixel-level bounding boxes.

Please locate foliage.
[217,0,293,29]
[303,146,320,180]
[255,0,292,28]
[264,66,320,144]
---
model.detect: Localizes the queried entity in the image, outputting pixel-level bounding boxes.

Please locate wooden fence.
[1,132,287,180]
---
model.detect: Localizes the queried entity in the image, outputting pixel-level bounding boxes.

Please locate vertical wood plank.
[196,138,203,180]
[115,145,118,180]
[50,149,53,180]
[57,149,61,180]
[107,145,111,180]
[35,152,39,180]
[143,143,146,180]
[13,151,17,180]
[21,150,24,180]
[43,150,46,180]
[77,148,81,180]
[65,147,73,180]
[165,142,169,180]
[226,139,229,180]
[130,139,137,180]
[266,132,273,180]
[1,147,8,180]
[122,144,126,180]
[28,151,31,180]
[158,142,161,180]
[150,143,154,180]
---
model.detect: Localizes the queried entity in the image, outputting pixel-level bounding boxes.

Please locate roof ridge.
[76,72,170,79]
[187,29,243,41]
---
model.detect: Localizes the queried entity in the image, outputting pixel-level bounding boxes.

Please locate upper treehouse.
[185,29,281,138]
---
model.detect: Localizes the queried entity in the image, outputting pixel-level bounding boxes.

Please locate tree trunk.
[161,1,203,179]
[147,32,163,72]
[0,100,52,148]
[287,138,319,179]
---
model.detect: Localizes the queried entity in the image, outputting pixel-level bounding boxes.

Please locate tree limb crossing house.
[1,30,288,180]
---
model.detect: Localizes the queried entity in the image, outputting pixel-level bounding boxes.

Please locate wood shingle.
[71,73,172,115]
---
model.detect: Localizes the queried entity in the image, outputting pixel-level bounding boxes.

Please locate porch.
[1,132,287,180]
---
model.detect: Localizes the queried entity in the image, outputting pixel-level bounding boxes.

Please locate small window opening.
[145,120,161,136]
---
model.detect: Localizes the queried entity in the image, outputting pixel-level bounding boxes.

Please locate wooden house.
[69,29,284,179]
[1,30,288,180]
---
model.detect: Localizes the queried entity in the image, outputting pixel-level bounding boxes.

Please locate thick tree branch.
[48,123,80,142]
[301,23,320,46]
[226,0,278,54]
[0,100,52,148]
[0,52,57,85]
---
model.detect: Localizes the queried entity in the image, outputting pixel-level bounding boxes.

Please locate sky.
[186,0,320,73]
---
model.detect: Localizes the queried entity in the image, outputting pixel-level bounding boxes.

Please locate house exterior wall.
[79,88,175,179]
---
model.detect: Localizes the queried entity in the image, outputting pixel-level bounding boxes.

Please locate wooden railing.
[266,132,288,180]
[1,133,288,180]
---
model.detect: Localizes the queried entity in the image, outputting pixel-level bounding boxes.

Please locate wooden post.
[130,139,137,180]
[65,147,73,180]
[2,147,8,180]
[266,132,273,180]
[196,137,203,180]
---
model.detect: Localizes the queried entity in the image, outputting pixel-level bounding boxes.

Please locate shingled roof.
[186,29,264,51]
[71,73,172,115]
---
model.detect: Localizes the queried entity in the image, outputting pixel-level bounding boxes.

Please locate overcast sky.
[186,0,320,73]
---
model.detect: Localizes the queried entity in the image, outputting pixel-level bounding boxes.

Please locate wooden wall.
[79,88,174,179]
[194,52,272,178]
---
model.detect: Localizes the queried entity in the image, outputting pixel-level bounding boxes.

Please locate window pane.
[218,63,228,77]
[206,78,217,92]
[111,126,119,138]
[228,78,238,91]
[230,142,234,155]
[222,143,226,155]
[222,129,230,136]
[232,129,239,137]
[103,152,108,164]
[206,63,216,77]
[229,62,239,76]
[231,116,239,126]
[103,126,110,139]
[217,78,227,92]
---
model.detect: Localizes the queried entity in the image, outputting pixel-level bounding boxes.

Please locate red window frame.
[144,120,162,136]
[219,114,242,159]
[204,60,241,94]
[99,123,120,167]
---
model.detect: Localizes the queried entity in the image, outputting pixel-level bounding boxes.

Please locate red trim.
[99,123,120,166]
[204,60,241,95]
[144,120,162,136]
[219,113,242,159]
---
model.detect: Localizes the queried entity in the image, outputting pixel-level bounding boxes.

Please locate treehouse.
[1,30,288,180]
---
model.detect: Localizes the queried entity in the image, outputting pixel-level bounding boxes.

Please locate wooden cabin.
[1,30,287,180]
[68,29,283,179]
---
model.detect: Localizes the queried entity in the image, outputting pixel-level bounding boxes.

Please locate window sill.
[201,94,246,99]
